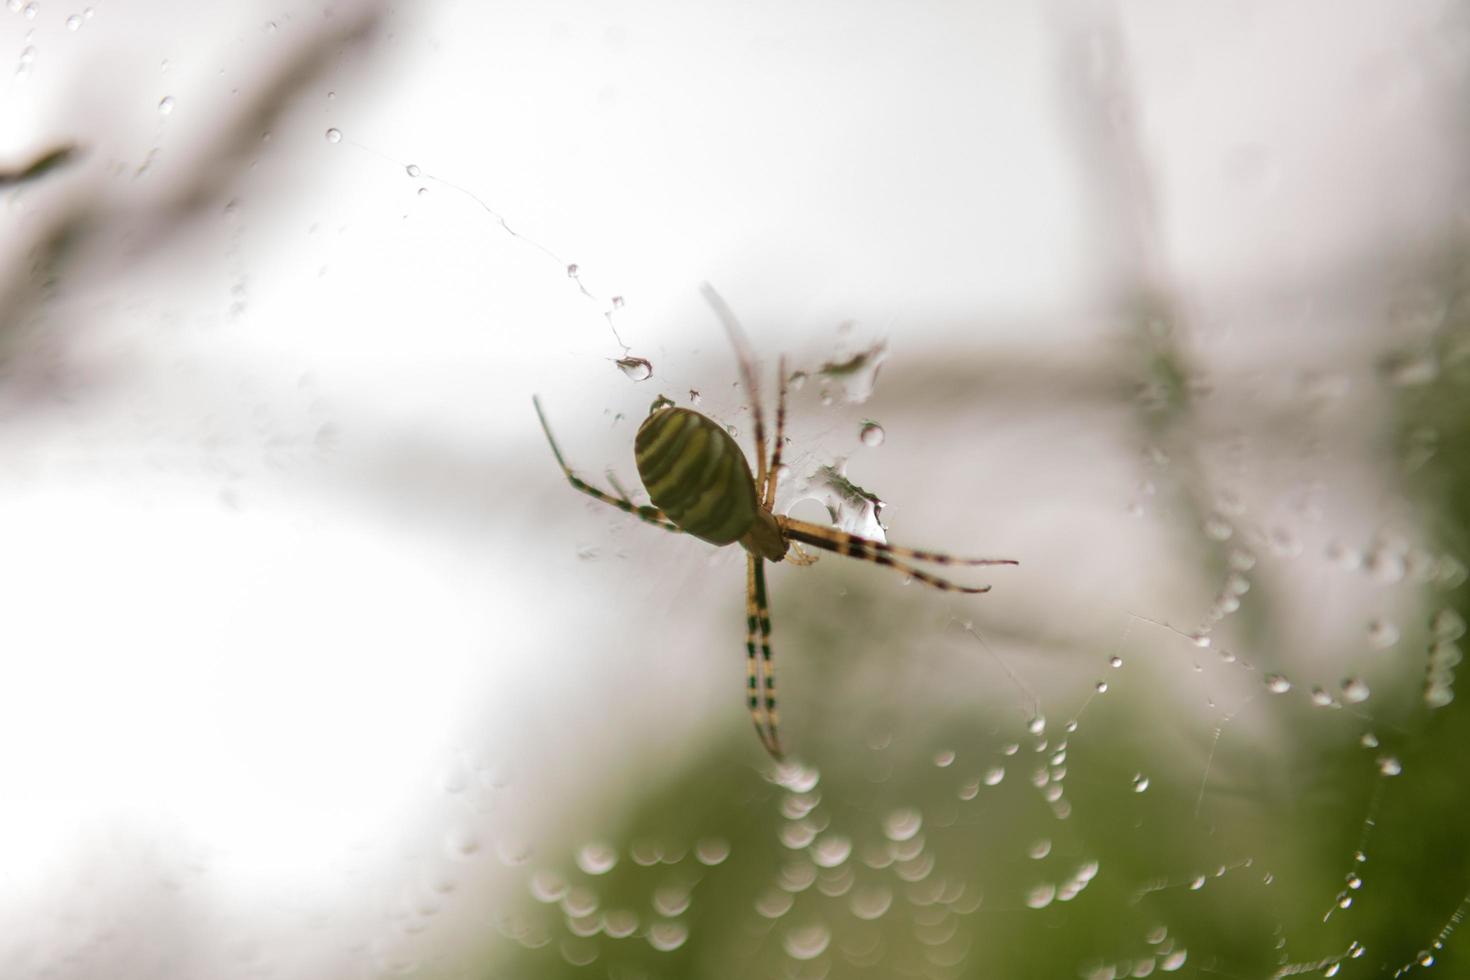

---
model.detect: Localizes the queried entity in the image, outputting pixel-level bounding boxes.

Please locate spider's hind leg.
[533,396,682,534]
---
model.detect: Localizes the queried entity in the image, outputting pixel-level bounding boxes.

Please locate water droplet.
[983,766,1005,786]
[1420,952,1436,967]
[561,885,598,917]
[1265,674,1292,694]
[1366,549,1406,583]
[602,909,638,938]
[780,820,818,849]
[1029,839,1052,859]
[1025,883,1057,909]
[883,808,923,842]
[1367,619,1399,649]
[616,356,653,382]
[653,883,692,917]
[818,341,887,403]
[65,13,81,29]
[1310,687,1335,707]
[756,887,795,918]
[508,838,565,877]
[1160,950,1188,971]
[783,923,831,960]
[1109,655,1124,668]
[793,463,886,541]
[773,762,821,792]
[1433,608,1467,640]
[1189,632,1211,648]
[1346,873,1362,890]
[1341,677,1370,704]
[695,838,730,865]
[445,828,481,857]
[158,95,176,115]
[577,841,618,875]
[810,835,851,868]
[860,421,885,446]
[1028,715,1047,735]
[1095,681,1109,693]
[566,263,579,277]
[1361,732,1379,748]
[933,749,955,767]
[1203,514,1233,540]
[1132,774,1150,793]
[849,884,893,920]
[1324,964,1341,978]
[1377,755,1402,776]
[611,295,625,308]
[325,127,342,143]
[528,870,567,903]
[403,163,421,178]
[647,920,687,952]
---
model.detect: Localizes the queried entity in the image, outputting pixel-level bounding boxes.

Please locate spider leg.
[780,516,1018,566]
[752,555,787,764]
[777,517,1016,594]
[745,556,779,757]
[701,284,769,493]
[763,355,789,508]
[533,396,682,533]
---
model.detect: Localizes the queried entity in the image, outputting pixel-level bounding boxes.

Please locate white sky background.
[0,0,1465,977]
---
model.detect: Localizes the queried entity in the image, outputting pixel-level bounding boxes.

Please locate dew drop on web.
[818,340,887,403]
[576,841,617,875]
[782,923,831,960]
[790,462,887,541]
[616,356,652,382]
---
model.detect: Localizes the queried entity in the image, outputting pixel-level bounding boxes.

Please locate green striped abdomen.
[635,406,757,546]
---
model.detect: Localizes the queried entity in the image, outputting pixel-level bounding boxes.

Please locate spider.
[533,290,1018,759]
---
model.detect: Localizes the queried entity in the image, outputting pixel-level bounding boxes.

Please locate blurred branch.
[0,2,387,399]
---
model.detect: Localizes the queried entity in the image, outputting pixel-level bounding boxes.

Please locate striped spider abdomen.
[634,404,758,547]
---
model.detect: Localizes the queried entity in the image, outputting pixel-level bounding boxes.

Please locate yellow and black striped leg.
[778,516,1017,593]
[744,555,773,755]
[702,284,769,490]
[533,396,682,534]
[745,556,785,759]
[763,355,789,508]
[753,556,784,759]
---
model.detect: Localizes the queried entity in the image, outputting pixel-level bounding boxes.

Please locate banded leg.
[778,516,1016,594]
[701,284,769,492]
[763,355,789,508]
[745,555,785,759]
[534,396,682,533]
[744,556,777,757]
